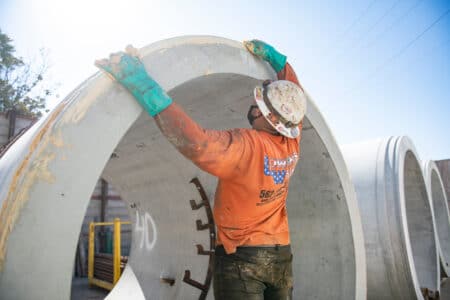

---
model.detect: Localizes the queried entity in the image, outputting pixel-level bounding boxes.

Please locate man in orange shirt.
[96,39,306,300]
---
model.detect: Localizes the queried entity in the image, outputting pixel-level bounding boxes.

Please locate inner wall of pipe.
[103,73,356,299]
[442,278,450,298]
[404,151,438,291]
[289,120,355,299]
[431,170,450,274]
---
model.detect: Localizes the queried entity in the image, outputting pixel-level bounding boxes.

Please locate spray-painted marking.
[134,210,157,251]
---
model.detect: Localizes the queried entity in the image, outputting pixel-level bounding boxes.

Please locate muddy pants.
[213,245,293,300]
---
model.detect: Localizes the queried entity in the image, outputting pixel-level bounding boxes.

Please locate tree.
[0,29,55,118]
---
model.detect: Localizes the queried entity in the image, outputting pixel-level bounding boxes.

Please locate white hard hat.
[253,80,307,138]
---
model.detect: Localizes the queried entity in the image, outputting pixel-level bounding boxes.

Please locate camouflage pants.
[213,245,293,300]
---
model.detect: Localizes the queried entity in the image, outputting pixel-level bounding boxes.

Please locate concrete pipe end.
[343,136,439,299]
[423,160,450,279]
[0,36,366,300]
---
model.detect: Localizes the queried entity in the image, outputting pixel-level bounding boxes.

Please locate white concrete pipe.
[423,160,450,277]
[0,36,366,299]
[342,137,439,300]
[441,278,450,300]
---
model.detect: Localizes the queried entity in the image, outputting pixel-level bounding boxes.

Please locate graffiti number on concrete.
[135,210,157,251]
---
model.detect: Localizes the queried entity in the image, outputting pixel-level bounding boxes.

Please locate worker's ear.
[247,105,262,126]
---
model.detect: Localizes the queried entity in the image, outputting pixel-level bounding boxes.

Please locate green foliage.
[0,29,54,118]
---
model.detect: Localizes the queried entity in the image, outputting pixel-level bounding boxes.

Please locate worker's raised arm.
[154,102,245,177]
[277,62,304,91]
[243,39,304,90]
[244,39,305,140]
[95,46,244,179]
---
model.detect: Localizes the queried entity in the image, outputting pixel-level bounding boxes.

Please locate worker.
[95,39,307,300]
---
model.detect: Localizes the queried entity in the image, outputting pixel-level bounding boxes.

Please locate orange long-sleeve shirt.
[155,63,303,253]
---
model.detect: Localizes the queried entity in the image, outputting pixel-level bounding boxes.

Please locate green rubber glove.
[95,45,172,117]
[243,39,287,72]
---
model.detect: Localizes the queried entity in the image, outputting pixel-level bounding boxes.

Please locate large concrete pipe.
[441,278,450,300]
[342,137,439,300]
[0,36,366,299]
[423,160,450,277]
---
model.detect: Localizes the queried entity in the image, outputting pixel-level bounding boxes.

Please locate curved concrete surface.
[342,137,439,300]
[440,278,450,300]
[0,36,366,299]
[424,160,450,277]
[105,265,145,299]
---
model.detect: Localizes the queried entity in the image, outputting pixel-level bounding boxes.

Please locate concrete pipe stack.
[0,36,366,300]
[423,160,450,299]
[342,137,440,300]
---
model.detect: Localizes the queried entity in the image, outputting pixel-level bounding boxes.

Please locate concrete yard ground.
[71,277,109,300]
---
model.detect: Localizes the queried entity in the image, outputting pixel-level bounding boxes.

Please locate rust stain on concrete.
[0,102,66,271]
[0,74,108,270]
[60,76,111,125]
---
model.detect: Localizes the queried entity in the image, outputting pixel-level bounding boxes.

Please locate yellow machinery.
[88,218,131,290]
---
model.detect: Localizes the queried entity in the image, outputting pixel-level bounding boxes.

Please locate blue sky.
[1,0,449,160]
